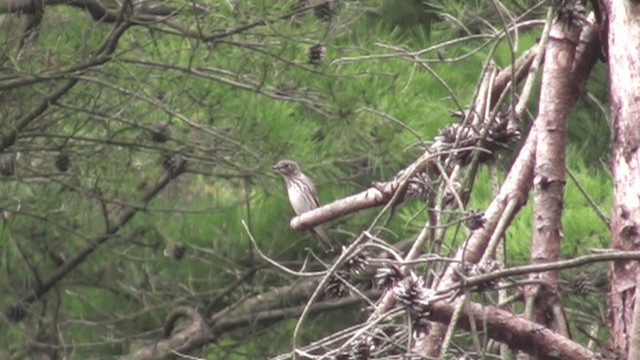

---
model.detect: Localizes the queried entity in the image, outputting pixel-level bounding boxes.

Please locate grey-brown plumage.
[273,159,333,252]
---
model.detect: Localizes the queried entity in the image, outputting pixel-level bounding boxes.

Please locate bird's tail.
[310,226,334,252]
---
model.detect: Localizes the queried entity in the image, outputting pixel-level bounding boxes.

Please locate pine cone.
[392,272,432,315]
[0,156,15,176]
[313,1,336,21]
[307,44,326,64]
[565,271,607,295]
[353,338,372,360]
[552,0,587,29]
[482,119,521,160]
[162,153,185,175]
[375,264,402,289]
[6,304,27,323]
[407,169,437,200]
[345,249,369,274]
[164,243,187,261]
[432,124,474,165]
[324,271,350,298]
[55,152,71,172]
[442,181,462,206]
[463,210,485,230]
[150,122,171,143]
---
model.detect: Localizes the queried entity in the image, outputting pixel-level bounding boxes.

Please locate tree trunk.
[527,18,579,341]
[604,1,640,357]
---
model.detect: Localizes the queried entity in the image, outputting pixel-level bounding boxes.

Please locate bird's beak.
[271,165,280,171]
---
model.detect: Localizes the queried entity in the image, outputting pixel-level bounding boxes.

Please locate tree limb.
[5,159,186,315]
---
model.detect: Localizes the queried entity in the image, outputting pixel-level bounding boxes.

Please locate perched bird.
[273,159,333,252]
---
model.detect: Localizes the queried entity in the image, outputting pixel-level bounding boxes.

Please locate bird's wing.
[304,174,321,208]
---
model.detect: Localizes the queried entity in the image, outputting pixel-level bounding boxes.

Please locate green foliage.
[0,0,616,358]
[375,0,438,38]
[502,151,611,263]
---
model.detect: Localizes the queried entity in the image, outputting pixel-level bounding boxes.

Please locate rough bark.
[415,18,601,356]
[527,18,580,340]
[603,1,640,357]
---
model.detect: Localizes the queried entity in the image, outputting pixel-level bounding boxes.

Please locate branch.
[289,150,437,230]
[5,159,187,318]
[0,0,180,21]
[276,247,636,360]
[417,15,602,356]
[290,40,542,233]
[490,46,536,109]
[163,306,208,338]
[121,278,378,360]
[0,20,132,153]
[163,1,333,42]
[427,299,597,360]
[527,9,582,335]
[0,79,78,152]
[439,250,640,295]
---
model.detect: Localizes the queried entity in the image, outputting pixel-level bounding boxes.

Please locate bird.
[272,159,333,252]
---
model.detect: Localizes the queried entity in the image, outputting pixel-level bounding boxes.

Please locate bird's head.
[272,159,300,177]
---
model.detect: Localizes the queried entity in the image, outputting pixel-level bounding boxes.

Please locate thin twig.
[565,165,610,227]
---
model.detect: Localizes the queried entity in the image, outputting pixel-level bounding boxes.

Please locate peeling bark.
[603,0,640,356]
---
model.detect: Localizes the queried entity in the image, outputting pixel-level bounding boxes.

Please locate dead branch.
[427,299,597,360]
[416,17,602,356]
[289,46,539,233]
